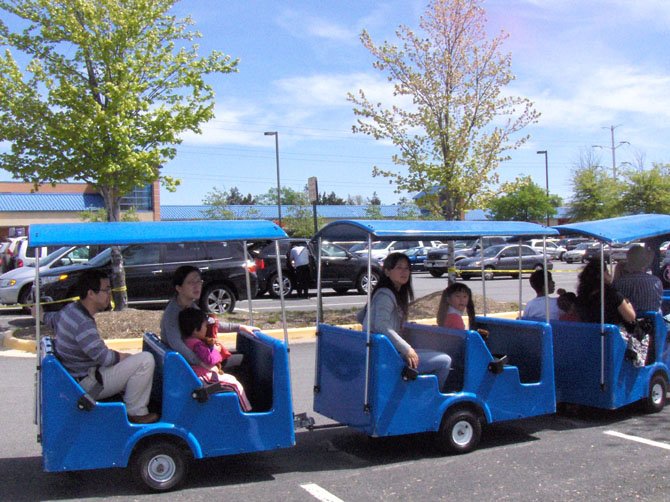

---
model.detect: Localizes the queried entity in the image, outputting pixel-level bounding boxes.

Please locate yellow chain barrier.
[20,285,128,309]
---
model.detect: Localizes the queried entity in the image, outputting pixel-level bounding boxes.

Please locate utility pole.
[592,125,629,180]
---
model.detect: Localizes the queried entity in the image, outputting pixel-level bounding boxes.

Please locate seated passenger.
[522,270,561,320]
[160,265,257,370]
[557,291,579,322]
[576,258,647,367]
[357,253,452,390]
[613,244,663,314]
[37,270,158,424]
[437,283,488,339]
[178,307,252,411]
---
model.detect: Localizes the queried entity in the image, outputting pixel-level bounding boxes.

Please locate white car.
[524,239,567,261]
[0,245,93,308]
[355,240,442,261]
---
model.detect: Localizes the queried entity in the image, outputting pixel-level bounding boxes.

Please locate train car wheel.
[436,409,481,454]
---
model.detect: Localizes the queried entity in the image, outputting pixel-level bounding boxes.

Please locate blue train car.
[552,214,670,412]
[31,220,296,491]
[312,220,558,452]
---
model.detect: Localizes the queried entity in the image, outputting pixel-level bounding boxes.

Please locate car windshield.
[370,241,392,251]
[31,246,71,267]
[575,243,592,250]
[86,247,113,266]
[454,239,476,249]
[482,245,506,258]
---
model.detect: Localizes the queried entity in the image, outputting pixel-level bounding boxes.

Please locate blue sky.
[6,1,670,207]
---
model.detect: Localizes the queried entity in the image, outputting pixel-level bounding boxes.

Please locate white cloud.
[276,9,358,43]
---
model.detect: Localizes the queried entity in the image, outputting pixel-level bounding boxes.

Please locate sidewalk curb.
[1,312,519,354]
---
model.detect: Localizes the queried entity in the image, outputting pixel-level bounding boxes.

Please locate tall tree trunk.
[100,186,128,310]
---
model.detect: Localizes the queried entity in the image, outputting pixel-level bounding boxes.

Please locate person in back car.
[36,269,158,424]
[523,269,561,320]
[613,244,663,314]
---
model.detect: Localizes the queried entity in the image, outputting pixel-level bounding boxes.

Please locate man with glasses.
[37,269,158,424]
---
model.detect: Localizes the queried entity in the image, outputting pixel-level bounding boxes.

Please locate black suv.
[35,241,255,313]
[252,239,381,297]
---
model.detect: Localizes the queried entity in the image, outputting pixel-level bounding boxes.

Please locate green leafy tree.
[365,205,383,219]
[565,148,618,221]
[282,206,324,237]
[202,186,255,219]
[80,207,139,222]
[568,164,622,222]
[487,176,556,222]
[368,192,381,205]
[620,163,670,214]
[256,186,308,206]
[320,191,346,205]
[0,0,236,308]
[349,0,539,221]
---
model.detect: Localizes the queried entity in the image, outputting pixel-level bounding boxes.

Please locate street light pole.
[536,150,549,226]
[264,131,282,226]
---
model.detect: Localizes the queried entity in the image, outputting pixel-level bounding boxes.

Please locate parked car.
[403,246,429,271]
[252,239,382,297]
[35,240,256,313]
[557,237,593,252]
[1,236,24,273]
[424,236,508,278]
[524,239,567,260]
[252,238,308,298]
[354,240,441,262]
[11,237,56,269]
[454,244,552,280]
[0,245,95,310]
[583,242,629,264]
[562,242,594,263]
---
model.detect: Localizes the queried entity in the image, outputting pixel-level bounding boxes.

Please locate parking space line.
[604,430,670,451]
[300,483,345,502]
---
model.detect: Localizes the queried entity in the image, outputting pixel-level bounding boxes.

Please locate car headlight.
[472,261,482,267]
[41,274,68,285]
[0,279,16,288]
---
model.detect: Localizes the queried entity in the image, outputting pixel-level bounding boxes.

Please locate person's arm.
[617,298,636,323]
[368,290,413,358]
[74,316,119,368]
[218,321,258,336]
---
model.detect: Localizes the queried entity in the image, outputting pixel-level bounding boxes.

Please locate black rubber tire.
[436,409,481,454]
[429,270,444,278]
[356,270,379,294]
[18,283,33,314]
[645,374,667,413]
[268,273,293,299]
[200,283,236,314]
[131,442,188,492]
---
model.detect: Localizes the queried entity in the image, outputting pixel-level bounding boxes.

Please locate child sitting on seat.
[523,270,561,320]
[437,283,488,339]
[178,307,252,411]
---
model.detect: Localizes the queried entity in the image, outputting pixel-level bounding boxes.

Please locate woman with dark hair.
[160,265,257,368]
[575,258,635,326]
[357,252,452,390]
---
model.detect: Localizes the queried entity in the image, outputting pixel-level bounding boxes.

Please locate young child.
[437,283,488,338]
[557,291,579,321]
[522,269,561,320]
[178,307,252,411]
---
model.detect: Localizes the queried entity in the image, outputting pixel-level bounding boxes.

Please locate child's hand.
[477,328,489,340]
[205,336,215,347]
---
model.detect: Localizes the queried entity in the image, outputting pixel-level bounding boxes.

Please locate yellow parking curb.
[1,312,520,354]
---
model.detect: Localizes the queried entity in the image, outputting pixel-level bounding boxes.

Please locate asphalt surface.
[2,341,670,501]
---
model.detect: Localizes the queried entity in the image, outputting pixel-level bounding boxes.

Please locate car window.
[124,244,161,266]
[206,241,244,260]
[322,243,348,258]
[164,242,204,263]
[482,245,505,258]
[521,246,537,256]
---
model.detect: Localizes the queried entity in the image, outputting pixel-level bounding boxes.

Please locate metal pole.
[264,131,282,226]
[537,150,549,226]
[609,125,616,180]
